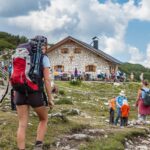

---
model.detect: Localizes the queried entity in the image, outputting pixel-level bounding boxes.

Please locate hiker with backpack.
[136,80,150,124]
[114,90,127,126]
[11,35,54,150]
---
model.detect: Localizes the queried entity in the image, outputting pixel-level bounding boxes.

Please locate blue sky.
[125,19,150,52]
[0,0,150,67]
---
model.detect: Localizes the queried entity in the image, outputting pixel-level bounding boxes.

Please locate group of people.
[94,70,126,82]
[53,68,127,82]
[109,90,130,127]
[109,80,150,127]
[53,67,82,81]
[130,72,144,82]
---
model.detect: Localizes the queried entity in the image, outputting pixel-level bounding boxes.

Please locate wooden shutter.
[74,48,81,53]
[61,48,68,53]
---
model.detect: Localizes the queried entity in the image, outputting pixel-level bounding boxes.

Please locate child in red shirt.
[121,100,130,126]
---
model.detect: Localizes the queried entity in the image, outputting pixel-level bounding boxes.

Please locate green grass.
[0,81,149,149]
[55,97,73,105]
[80,128,147,150]
[0,110,89,150]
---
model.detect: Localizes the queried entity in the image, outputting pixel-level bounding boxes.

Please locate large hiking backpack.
[10,35,47,94]
[141,89,150,106]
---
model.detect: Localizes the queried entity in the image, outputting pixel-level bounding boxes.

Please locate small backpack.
[10,36,47,95]
[141,89,150,106]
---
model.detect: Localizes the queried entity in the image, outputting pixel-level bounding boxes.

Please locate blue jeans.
[115,108,121,125]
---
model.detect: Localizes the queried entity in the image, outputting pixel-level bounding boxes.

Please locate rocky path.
[47,126,150,150]
[49,128,106,150]
[125,134,150,150]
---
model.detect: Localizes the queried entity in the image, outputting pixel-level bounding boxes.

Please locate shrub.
[59,90,65,95]
[69,79,81,86]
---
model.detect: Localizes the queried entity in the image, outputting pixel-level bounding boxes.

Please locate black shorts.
[14,91,45,108]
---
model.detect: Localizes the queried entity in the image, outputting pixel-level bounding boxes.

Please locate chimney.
[92,36,99,49]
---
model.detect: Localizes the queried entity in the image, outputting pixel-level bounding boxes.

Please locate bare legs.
[34,106,48,142]
[16,105,48,149]
[16,105,29,149]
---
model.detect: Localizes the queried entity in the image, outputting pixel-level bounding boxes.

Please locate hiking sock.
[35,141,43,146]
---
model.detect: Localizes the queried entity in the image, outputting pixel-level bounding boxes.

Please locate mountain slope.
[119,62,150,81]
[0,31,28,50]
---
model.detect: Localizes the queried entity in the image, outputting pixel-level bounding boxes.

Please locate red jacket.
[121,104,130,117]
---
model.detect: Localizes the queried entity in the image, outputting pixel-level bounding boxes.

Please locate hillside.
[119,62,150,81]
[0,81,149,150]
[0,31,28,50]
[0,31,149,82]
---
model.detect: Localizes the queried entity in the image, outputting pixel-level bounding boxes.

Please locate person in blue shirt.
[114,90,127,126]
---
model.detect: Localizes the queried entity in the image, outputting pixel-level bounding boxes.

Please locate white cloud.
[143,44,150,68]
[128,43,150,68]
[128,46,144,63]
[8,0,80,41]
[122,0,150,21]
[4,0,150,67]
[98,35,125,55]
[8,0,129,45]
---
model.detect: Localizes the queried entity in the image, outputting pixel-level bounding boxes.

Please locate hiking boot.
[33,144,43,150]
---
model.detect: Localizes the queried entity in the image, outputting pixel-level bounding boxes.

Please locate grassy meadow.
[0,81,149,150]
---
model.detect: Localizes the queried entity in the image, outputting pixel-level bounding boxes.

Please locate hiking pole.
[0,79,9,103]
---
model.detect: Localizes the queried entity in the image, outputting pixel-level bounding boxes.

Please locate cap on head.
[119,90,125,96]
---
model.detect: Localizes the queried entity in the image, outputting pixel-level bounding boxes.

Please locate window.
[54,65,64,72]
[61,48,68,54]
[85,65,96,72]
[109,65,115,73]
[74,48,81,54]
